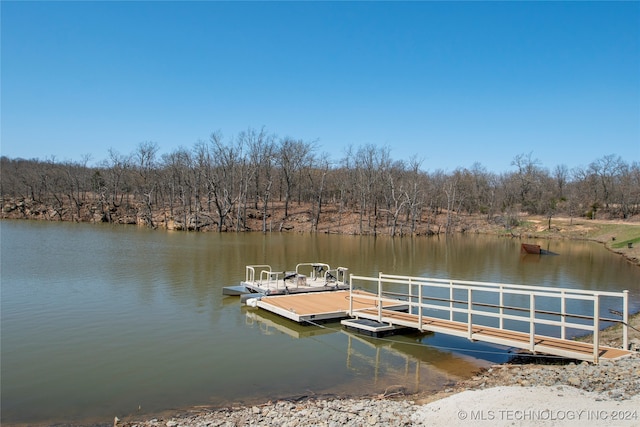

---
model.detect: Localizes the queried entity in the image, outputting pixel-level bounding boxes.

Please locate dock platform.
[256,290,408,323]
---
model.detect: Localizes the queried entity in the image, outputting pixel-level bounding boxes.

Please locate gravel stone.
[119,353,639,427]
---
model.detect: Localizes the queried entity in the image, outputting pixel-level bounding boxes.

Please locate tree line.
[1,128,639,235]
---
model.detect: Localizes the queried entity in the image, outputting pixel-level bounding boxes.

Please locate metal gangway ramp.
[347,273,633,363]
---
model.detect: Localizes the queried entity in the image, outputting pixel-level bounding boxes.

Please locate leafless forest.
[2,128,639,235]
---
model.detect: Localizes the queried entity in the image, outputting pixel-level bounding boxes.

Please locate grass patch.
[582,223,640,241]
[612,235,640,249]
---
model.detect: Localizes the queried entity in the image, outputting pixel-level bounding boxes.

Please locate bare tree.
[247,132,277,232]
[511,152,545,213]
[443,171,462,233]
[352,144,390,235]
[277,138,313,219]
[589,154,625,215]
[206,132,234,231]
[3,138,637,236]
[162,147,193,229]
[553,164,569,200]
[382,160,409,237]
[103,148,132,210]
[133,141,159,227]
[404,157,426,234]
[305,153,329,232]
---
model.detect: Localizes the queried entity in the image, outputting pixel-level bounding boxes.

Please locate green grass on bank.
[611,235,640,249]
[556,221,640,244]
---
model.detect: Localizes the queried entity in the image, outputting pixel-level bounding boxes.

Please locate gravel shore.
[120,352,639,427]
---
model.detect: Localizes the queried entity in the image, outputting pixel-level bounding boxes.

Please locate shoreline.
[117,355,640,427]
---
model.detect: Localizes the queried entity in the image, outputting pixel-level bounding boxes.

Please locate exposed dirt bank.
[3,199,638,265]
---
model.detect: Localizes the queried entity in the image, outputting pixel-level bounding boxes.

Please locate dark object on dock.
[521,243,541,254]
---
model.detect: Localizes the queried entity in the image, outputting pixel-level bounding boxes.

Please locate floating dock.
[250,273,634,363]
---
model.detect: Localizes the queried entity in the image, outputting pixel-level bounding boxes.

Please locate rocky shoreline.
[120,353,639,427]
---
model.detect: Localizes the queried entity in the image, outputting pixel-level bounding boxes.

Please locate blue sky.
[2,1,639,173]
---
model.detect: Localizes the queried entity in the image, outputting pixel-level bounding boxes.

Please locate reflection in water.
[244,309,335,339]
[245,307,497,396]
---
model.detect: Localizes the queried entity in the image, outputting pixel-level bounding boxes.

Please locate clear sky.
[1,1,639,173]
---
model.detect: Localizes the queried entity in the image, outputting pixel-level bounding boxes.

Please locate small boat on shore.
[222,263,349,300]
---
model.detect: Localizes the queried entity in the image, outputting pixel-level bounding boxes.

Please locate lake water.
[2,220,639,425]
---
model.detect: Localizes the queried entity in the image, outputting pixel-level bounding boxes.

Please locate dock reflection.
[243,307,490,390]
[244,308,336,339]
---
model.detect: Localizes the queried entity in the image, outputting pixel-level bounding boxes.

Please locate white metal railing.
[333,267,349,285]
[245,265,271,283]
[245,263,349,291]
[245,265,288,291]
[294,263,349,286]
[348,273,629,363]
[296,263,330,282]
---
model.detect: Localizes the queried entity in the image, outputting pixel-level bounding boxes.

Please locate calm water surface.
[2,220,639,425]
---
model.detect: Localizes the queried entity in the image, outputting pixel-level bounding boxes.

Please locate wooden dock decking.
[256,290,407,323]
[254,287,633,363]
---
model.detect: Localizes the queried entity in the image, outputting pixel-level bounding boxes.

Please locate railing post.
[418,279,423,331]
[408,277,413,308]
[561,290,566,340]
[348,273,353,316]
[377,272,383,322]
[450,281,454,322]
[467,288,473,339]
[623,290,629,350]
[499,284,504,330]
[529,294,535,352]
[593,294,600,364]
